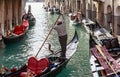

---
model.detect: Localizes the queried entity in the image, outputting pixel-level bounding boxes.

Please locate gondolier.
[54,15,67,58]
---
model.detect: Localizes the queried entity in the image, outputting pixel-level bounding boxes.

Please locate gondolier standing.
[54,15,67,58]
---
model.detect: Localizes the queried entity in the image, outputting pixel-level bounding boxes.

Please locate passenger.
[54,15,67,58]
[77,12,82,23]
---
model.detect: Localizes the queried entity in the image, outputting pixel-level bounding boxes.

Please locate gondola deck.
[82,18,120,77]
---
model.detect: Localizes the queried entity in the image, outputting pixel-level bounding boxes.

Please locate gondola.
[48,7,60,15]
[22,5,36,27]
[68,13,77,24]
[85,19,120,77]
[2,20,29,44]
[1,31,79,77]
[90,30,120,77]
[22,12,36,27]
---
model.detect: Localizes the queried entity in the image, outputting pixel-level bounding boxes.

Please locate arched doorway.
[107,5,112,31]
[116,6,120,35]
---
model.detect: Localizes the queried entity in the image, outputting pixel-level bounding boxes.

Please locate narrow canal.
[0,2,92,77]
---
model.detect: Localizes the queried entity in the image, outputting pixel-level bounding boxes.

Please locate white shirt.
[54,19,67,36]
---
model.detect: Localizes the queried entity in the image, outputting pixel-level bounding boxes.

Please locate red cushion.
[28,57,49,75]
[22,20,29,27]
[13,26,20,32]
[20,72,27,77]
[13,31,23,35]
[71,15,77,20]
[13,26,25,35]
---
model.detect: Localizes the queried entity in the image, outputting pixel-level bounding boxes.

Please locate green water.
[0,2,92,77]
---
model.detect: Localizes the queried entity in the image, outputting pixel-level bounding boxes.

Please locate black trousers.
[59,35,67,58]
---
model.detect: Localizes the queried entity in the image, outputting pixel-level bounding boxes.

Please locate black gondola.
[22,12,36,27]
[90,28,120,77]
[2,20,29,44]
[84,19,120,77]
[22,5,36,27]
[1,31,79,77]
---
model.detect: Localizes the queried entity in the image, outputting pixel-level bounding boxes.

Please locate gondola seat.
[101,39,111,49]
[101,38,120,52]
[22,20,29,27]
[13,26,26,35]
[20,57,49,77]
[110,38,120,52]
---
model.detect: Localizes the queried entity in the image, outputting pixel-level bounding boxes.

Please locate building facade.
[45,0,120,36]
[88,0,120,36]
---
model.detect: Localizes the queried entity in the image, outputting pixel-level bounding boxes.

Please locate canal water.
[0,2,92,77]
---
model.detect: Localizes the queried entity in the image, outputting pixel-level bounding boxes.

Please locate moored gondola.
[90,31,120,77]
[1,31,79,77]
[22,12,36,27]
[87,20,120,77]
[22,5,36,27]
[27,13,36,27]
[46,7,61,15]
[2,20,29,44]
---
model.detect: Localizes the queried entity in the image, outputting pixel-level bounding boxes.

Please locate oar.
[35,15,61,57]
[95,45,118,77]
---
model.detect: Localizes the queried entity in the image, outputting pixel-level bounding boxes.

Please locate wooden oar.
[35,15,61,57]
[96,45,118,77]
